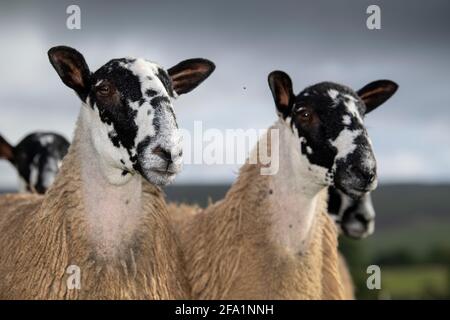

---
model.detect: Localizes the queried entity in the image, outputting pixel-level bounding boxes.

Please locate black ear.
[48,46,92,101]
[357,80,398,114]
[167,58,215,95]
[268,71,295,117]
[0,135,14,163]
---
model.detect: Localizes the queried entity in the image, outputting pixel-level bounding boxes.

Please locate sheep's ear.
[357,80,398,114]
[0,135,14,163]
[167,59,215,95]
[268,71,295,117]
[48,46,91,101]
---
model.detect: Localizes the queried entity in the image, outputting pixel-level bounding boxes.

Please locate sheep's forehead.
[102,57,161,79]
[94,57,172,99]
[290,82,369,171]
[295,82,366,136]
[297,82,364,121]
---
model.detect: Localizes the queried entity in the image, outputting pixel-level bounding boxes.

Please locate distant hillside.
[164,183,450,223]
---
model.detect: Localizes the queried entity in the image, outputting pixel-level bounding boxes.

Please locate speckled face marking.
[86,57,182,185]
[327,186,375,239]
[0,132,69,194]
[268,71,398,198]
[48,46,215,186]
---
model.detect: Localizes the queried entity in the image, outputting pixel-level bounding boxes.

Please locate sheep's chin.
[140,169,176,187]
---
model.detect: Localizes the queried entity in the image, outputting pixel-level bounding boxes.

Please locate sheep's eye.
[97,85,111,96]
[300,110,310,118]
[297,109,312,121]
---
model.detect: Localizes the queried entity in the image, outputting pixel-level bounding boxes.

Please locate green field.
[380,265,449,299]
[363,220,450,259]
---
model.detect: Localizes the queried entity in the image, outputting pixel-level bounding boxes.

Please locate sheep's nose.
[153,146,173,163]
[365,171,376,185]
[355,167,377,187]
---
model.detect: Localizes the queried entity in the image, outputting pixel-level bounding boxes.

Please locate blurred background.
[0,0,449,299]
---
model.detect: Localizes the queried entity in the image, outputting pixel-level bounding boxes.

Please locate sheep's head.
[48,46,215,186]
[0,132,69,194]
[268,71,398,198]
[327,186,375,239]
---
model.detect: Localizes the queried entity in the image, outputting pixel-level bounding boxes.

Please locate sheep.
[0,46,215,299]
[170,71,398,299]
[327,186,377,299]
[0,132,69,194]
[337,252,355,299]
[327,186,375,239]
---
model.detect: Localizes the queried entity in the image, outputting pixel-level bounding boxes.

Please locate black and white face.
[268,71,398,198]
[0,132,69,194]
[327,186,375,239]
[48,46,215,186]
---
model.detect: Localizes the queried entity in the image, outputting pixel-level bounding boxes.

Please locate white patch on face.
[345,220,366,235]
[342,115,351,125]
[121,58,179,150]
[40,156,59,190]
[328,89,340,100]
[344,94,358,102]
[39,134,55,147]
[29,154,40,188]
[82,104,134,176]
[124,59,182,173]
[306,146,313,154]
[331,128,362,161]
[343,96,363,123]
[128,99,156,148]
[364,151,376,170]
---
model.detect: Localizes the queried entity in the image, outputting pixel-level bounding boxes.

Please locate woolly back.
[173,126,343,299]
[0,120,189,299]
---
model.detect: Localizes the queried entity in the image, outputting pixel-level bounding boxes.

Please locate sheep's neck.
[76,115,145,259]
[256,121,324,254]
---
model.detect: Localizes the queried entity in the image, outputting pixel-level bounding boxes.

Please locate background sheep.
[0,132,69,194]
[328,186,375,239]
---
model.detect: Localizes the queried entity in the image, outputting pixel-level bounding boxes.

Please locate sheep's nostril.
[355,167,376,186]
[353,213,369,225]
[367,172,376,184]
[153,146,173,163]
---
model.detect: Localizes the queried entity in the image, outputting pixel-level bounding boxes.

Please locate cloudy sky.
[0,0,449,187]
